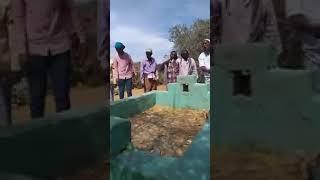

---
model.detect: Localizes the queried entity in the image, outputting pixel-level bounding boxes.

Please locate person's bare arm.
[158,59,170,72]
[129,55,135,76]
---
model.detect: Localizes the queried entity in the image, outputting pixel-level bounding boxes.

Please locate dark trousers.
[0,78,11,126]
[118,78,132,99]
[27,51,71,119]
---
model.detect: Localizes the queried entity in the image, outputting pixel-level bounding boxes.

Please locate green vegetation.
[169,19,210,59]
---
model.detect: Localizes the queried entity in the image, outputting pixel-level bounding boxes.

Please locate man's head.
[146,48,153,59]
[170,51,177,60]
[181,49,189,60]
[203,39,210,53]
[115,42,125,55]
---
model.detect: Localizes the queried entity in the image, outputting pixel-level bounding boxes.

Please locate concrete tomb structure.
[213,43,320,153]
[110,75,210,180]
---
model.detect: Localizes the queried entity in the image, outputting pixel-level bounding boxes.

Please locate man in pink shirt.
[112,42,135,99]
[11,0,87,119]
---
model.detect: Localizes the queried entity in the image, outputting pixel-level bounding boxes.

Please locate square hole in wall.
[183,84,189,92]
[231,70,252,97]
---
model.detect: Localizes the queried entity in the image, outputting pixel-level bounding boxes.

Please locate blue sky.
[110,0,210,63]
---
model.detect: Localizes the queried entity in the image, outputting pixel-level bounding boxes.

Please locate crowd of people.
[110,39,211,101]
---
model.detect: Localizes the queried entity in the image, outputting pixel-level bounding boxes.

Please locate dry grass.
[130,105,208,157]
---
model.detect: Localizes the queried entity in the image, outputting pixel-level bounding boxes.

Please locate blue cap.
[115,42,125,49]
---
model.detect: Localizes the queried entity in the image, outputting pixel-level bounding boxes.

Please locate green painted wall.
[110,121,210,180]
[213,43,320,153]
[111,92,156,118]
[156,75,210,110]
[0,106,107,178]
[110,116,131,156]
[0,173,40,180]
[110,76,210,179]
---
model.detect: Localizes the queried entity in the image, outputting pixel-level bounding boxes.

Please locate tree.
[169,19,210,60]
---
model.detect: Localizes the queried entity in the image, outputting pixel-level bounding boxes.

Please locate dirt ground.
[212,149,313,180]
[13,85,166,123]
[12,86,107,124]
[129,105,208,157]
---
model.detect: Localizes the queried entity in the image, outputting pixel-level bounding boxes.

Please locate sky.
[110,0,210,63]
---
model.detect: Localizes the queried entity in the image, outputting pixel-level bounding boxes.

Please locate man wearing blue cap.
[112,42,135,99]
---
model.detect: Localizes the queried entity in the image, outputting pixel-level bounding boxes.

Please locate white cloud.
[109,0,209,63]
[110,24,173,62]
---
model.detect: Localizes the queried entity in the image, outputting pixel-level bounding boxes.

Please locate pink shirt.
[11,0,86,56]
[112,52,135,80]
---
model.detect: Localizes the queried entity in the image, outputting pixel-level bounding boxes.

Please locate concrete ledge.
[111,151,176,180]
[0,173,40,180]
[110,120,210,180]
[110,116,131,156]
[214,44,320,153]
[111,92,156,118]
[0,106,107,177]
[110,75,210,179]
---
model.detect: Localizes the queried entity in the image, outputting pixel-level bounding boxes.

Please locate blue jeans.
[0,78,11,126]
[118,78,133,99]
[27,51,71,119]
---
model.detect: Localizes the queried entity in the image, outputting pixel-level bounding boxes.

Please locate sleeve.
[129,55,135,75]
[67,0,86,44]
[198,54,205,67]
[10,0,27,55]
[97,0,109,65]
